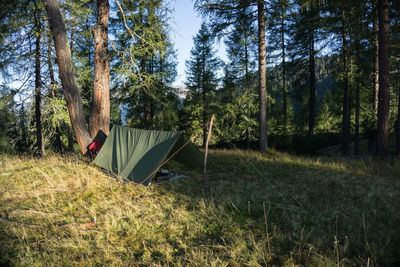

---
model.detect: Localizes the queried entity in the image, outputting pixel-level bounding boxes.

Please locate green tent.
[93,125,202,185]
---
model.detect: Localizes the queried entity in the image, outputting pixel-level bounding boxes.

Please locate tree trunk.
[258,0,267,152]
[354,32,361,156]
[281,14,287,133]
[396,81,400,155]
[341,9,350,156]
[34,2,44,157]
[308,33,316,135]
[375,0,391,158]
[89,0,110,138]
[44,0,92,154]
[372,0,379,112]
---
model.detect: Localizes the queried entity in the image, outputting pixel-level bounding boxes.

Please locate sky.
[170,0,227,87]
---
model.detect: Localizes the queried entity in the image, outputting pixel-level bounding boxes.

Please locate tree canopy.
[0,0,398,157]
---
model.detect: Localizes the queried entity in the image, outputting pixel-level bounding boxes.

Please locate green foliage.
[0,90,16,152]
[111,0,178,130]
[43,97,70,131]
[182,23,221,145]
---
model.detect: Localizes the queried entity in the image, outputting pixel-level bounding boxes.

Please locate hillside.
[1,151,400,266]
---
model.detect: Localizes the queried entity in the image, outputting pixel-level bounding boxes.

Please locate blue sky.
[171,0,227,86]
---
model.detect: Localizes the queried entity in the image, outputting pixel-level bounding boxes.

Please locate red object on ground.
[88,141,103,158]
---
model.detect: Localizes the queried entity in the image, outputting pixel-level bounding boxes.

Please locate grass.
[0,150,399,266]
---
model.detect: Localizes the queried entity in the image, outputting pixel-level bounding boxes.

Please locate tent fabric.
[93,125,202,185]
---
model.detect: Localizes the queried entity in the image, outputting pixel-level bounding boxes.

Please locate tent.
[93,125,202,185]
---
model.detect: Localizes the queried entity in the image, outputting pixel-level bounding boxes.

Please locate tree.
[222,4,258,148]
[195,0,269,152]
[257,0,268,152]
[110,0,178,131]
[89,0,110,137]
[33,0,45,157]
[375,0,391,157]
[267,0,292,133]
[0,0,48,155]
[372,0,379,112]
[341,7,350,156]
[44,0,110,154]
[288,0,323,135]
[393,0,400,155]
[184,23,220,147]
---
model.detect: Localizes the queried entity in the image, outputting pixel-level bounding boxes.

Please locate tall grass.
[0,150,399,266]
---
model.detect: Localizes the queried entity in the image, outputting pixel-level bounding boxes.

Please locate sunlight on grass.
[1,151,399,266]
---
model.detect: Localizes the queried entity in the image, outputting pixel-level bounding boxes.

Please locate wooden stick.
[204,114,215,193]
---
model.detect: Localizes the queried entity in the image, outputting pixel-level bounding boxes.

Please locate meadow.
[1,150,399,266]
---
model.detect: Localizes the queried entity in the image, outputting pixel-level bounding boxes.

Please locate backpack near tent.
[92,125,202,185]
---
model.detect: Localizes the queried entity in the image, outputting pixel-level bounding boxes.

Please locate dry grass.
[0,150,399,266]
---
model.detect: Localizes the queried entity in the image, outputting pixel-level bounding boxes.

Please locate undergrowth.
[0,150,399,266]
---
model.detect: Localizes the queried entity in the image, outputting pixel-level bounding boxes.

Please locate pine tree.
[33,0,45,156]
[195,0,269,152]
[288,0,325,135]
[267,0,292,133]
[110,0,178,130]
[184,23,220,147]
[222,4,258,148]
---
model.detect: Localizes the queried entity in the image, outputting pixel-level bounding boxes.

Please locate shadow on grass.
[160,150,400,266]
[1,151,399,266]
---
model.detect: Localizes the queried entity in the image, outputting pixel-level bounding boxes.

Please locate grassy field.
[1,150,399,266]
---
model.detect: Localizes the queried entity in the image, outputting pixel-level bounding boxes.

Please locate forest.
[1,0,400,266]
[0,0,398,158]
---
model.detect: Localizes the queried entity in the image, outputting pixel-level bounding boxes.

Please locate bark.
[34,2,44,157]
[396,82,400,155]
[375,0,391,158]
[44,0,92,154]
[341,9,350,156]
[281,14,287,133]
[258,0,267,152]
[354,34,361,156]
[89,0,110,138]
[308,33,316,135]
[372,0,379,112]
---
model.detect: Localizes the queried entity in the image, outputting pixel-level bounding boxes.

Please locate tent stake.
[204,114,215,193]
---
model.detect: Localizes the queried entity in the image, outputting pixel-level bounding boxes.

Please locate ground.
[0,150,399,266]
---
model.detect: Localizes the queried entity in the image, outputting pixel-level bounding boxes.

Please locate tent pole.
[204,114,215,193]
